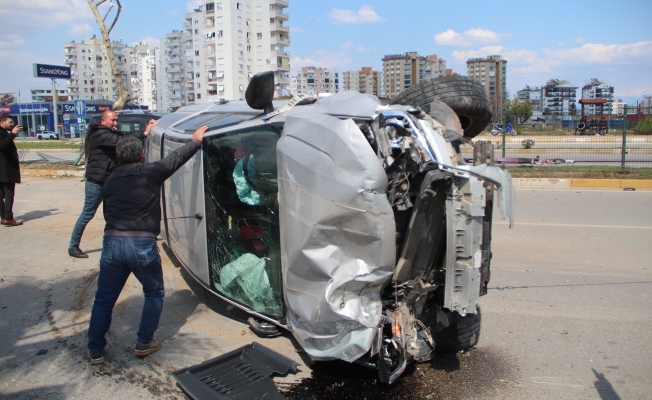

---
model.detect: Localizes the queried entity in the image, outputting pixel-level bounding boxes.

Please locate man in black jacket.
[87,125,208,364]
[68,110,156,258]
[0,115,23,226]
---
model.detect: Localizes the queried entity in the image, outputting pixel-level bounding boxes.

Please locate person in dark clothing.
[87,125,208,365]
[0,114,23,227]
[68,110,156,258]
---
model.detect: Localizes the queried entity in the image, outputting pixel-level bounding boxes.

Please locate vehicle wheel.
[434,306,482,354]
[391,76,492,139]
[38,136,43,140]
[511,130,518,136]
[490,130,500,136]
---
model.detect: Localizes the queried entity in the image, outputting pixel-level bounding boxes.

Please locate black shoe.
[87,352,105,365]
[134,339,161,357]
[68,246,89,258]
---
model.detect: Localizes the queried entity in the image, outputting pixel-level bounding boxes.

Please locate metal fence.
[463,131,652,168]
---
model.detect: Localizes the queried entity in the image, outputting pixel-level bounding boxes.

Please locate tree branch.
[102,4,113,23]
[95,0,106,6]
[106,0,122,35]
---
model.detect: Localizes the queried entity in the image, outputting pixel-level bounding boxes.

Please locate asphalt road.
[0,177,650,399]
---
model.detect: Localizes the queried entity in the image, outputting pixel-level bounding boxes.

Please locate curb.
[22,169,85,178]
[513,178,652,190]
[20,170,652,190]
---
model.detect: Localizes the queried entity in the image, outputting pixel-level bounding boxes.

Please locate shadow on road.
[592,368,622,400]
[15,208,60,222]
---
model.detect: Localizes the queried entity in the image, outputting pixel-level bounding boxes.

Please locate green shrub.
[636,116,652,134]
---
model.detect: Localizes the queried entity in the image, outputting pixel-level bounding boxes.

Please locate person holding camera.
[0,114,23,227]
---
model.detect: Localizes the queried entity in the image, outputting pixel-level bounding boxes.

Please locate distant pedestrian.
[68,111,156,258]
[0,115,24,227]
[86,124,208,365]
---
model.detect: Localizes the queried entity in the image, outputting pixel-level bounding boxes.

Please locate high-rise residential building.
[160,30,187,111]
[342,67,380,96]
[581,79,614,116]
[423,55,446,80]
[163,0,291,109]
[466,55,507,118]
[129,42,158,109]
[516,85,542,118]
[64,36,133,101]
[292,66,338,96]
[541,79,577,119]
[382,52,446,98]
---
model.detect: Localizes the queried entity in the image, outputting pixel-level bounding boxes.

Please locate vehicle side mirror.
[245,71,275,114]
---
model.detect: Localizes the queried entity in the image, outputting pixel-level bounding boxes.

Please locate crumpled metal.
[277,113,396,362]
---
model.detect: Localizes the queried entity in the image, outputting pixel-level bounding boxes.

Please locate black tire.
[38,136,43,140]
[391,76,492,139]
[434,307,481,354]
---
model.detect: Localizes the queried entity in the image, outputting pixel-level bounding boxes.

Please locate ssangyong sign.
[33,63,71,79]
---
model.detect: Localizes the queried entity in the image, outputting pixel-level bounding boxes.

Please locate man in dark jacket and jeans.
[68,110,156,258]
[0,115,23,226]
[86,124,207,364]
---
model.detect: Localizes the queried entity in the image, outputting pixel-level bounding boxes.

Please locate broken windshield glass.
[203,125,284,317]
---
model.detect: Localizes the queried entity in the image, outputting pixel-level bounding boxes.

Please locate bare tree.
[87,0,130,110]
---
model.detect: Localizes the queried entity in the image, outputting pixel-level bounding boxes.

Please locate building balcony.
[168,92,182,99]
[270,23,290,33]
[183,22,191,30]
[270,9,289,20]
[205,20,215,28]
[168,76,182,82]
[271,0,289,8]
[270,36,290,46]
[207,89,218,95]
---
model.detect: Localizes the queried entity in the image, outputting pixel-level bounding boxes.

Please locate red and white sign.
[98,105,111,112]
[0,106,11,113]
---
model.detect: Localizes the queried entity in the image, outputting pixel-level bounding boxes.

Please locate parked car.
[36,131,58,140]
[150,72,514,385]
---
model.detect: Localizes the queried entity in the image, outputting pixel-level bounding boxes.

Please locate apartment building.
[382,52,445,98]
[165,0,290,109]
[342,67,380,96]
[581,79,614,116]
[516,85,542,118]
[466,55,507,117]
[128,43,158,109]
[29,87,70,103]
[541,79,577,119]
[423,55,446,80]
[64,36,133,101]
[292,66,338,96]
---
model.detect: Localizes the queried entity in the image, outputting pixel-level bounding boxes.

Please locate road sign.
[74,100,87,119]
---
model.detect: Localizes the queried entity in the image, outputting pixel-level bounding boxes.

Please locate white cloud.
[0,0,94,33]
[68,23,94,36]
[186,0,203,12]
[558,42,566,47]
[434,28,511,47]
[576,37,586,44]
[291,51,352,73]
[0,34,25,49]
[328,6,385,24]
[357,46,370,52]
[340,41,355,49]
[543,41,652,65]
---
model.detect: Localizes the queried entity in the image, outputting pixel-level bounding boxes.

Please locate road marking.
[495,221,652,229]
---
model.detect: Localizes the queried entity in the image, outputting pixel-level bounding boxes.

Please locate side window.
[203,125,283,317]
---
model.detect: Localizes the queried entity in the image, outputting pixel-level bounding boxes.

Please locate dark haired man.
[0,115,23,226]
[87,125,208,365]
[68,110,156,258]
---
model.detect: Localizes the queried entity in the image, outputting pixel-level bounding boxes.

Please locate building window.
[256,32,262,39]
[256,18,262,26]
[256,5,262,12]
[195,50,199,56]
[237,16,242,24]
[216,16,222,23]
[236,3,241,10]
[237,30,242,37]
[196,72,200,78]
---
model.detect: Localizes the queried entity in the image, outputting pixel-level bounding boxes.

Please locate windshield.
[202,124,284,318]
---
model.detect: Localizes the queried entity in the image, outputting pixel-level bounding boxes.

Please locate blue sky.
[1,0,651,104]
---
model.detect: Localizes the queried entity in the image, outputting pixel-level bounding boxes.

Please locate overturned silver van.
[149,72,514,384]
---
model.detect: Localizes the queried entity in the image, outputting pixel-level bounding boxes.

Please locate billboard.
[32,64,71,79]
[0,93,17,105]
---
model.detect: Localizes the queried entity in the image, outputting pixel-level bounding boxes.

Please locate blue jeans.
[87,236,164,355]
[69,180,103,249]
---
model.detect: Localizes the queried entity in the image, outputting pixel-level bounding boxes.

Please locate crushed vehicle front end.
[273,91,514,384]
